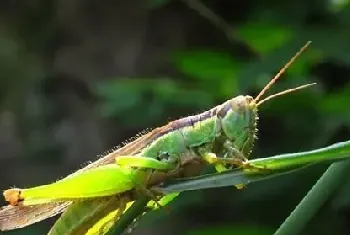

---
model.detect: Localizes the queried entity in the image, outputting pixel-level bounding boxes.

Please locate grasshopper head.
[216,42,315,158]
[217,95,258,157]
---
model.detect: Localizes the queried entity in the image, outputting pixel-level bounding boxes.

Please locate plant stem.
[106,197,149,235]
[274,160,350,235]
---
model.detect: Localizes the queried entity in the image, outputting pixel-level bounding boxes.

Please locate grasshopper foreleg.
[222,141,248,162]
[200,151,246,189]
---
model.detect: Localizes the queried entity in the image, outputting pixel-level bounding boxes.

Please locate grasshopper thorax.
[217,95,258,157]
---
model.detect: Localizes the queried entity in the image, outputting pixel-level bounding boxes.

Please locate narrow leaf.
[158,140,350,194]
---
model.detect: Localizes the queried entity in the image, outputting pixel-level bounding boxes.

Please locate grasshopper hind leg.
[115,152,180,210]
[140,153,182,210]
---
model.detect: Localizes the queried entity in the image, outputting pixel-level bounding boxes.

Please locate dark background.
[1,0,350,234]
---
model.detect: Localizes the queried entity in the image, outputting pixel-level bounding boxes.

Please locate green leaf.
[248,140,350,170]
[320,84,350,125]
[274,160,350,235]
[147,0,172,9]
[328,0,350,12]
[187,225,274,235]
[172,50,239,81]
[237,22,293,54]
[158,140,350,194]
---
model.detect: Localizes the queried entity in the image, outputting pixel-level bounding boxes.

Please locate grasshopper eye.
[230,95,249,110]
[157,152,170,161]
[245,96,254,103]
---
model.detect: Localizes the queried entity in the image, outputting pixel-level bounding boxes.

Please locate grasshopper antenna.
[254,41,312,104]
[256,83,316,106]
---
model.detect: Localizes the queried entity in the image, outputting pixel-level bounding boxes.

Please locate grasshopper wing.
[0,126,170,231]
[0,202,69,230]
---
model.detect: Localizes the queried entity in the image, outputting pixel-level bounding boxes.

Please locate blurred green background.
[1,0,350,234]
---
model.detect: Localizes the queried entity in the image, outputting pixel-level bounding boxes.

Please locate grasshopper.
[0,41,315,234]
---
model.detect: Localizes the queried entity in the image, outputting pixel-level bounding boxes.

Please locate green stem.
[106,197,149,235]
[274,160,350,235]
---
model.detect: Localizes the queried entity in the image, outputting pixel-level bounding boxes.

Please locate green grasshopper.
[0,41,315,234]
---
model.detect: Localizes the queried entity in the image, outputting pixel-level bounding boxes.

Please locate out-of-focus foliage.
[186,225,274,235]
[0,0,350,234]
